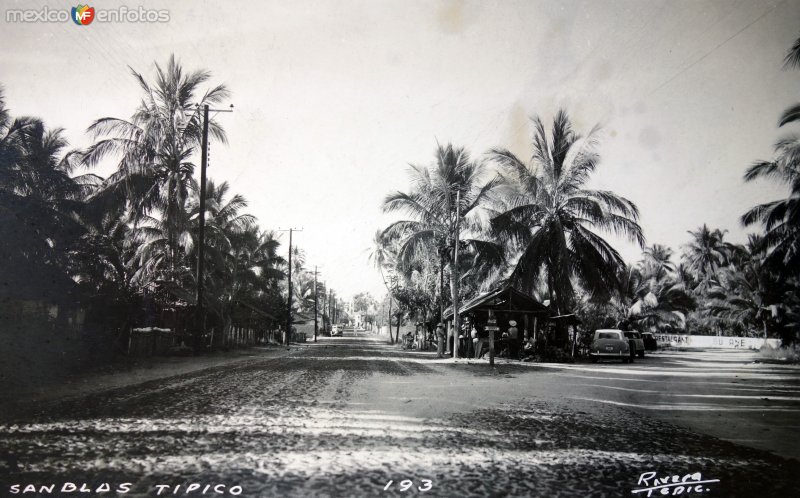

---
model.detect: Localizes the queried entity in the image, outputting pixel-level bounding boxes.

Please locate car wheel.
[638,350,645,358]
[591,357,598,363]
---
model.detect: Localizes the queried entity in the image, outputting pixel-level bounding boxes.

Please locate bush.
[758,344,800,363]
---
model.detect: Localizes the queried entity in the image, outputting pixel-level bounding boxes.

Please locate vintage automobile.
[590,329,633,363]
[624,330,646,358]
[330,325,342,337]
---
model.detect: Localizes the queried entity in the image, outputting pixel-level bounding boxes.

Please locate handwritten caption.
[8,483,243,495]
[632,471,720,496]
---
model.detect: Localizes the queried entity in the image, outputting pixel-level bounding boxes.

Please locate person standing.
[508,320,519,360]
[474,325,485,359]
[436,323,446,358]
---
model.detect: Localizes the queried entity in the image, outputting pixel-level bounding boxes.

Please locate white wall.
[654,334,781,349]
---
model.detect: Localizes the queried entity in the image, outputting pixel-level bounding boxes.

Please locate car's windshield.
[598,332,620,340]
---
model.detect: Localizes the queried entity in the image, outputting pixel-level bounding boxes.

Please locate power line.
[649,0,787,96]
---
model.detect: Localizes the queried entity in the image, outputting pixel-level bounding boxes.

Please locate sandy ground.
[0,346,301,417]
[0,334,798,497]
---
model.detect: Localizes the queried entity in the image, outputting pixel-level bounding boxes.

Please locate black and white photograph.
[1,1,800,496]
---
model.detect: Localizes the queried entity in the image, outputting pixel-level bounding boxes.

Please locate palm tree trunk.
[167,179,178,279]
[449,267,459,357]
[439,257,445,323]
[387,296,394,344]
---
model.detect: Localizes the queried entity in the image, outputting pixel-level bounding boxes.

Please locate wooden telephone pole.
[451,190,461,359]
[195,103,232,350]
[279,227,302,345]
[311,266,320,342]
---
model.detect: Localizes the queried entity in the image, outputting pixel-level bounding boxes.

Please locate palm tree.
[741,35,800,276]
[369,229,401,343]
[779,34,800,125]
[489,109,644,313]
[382,143,502,348]
[0,101,98,293]
[70,210,134,294]
[707,266,768,337]
[627,271,696,333]
[626,246,696,333]
[683,225,732,284]
[741,140,800,274]
[186,181,283,342]
[0,86,33,186]
[233,228,286,321]
[127,211,193,287]
[641,244,676,281]
[82,55,229,280]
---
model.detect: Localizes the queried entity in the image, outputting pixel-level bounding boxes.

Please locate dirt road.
[0,335,797,497]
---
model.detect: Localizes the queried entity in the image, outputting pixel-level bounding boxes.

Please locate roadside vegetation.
[0,56,335,367]
[372,40,800,348]
[2,38,799,368]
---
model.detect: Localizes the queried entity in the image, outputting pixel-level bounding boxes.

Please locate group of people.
[434,318,523,359]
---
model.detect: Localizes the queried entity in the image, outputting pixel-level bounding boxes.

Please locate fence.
[654,334,781,350]
[128,326,299,356]
[224,326,258,348]
[128,327,175,356]
[223,327,305,347]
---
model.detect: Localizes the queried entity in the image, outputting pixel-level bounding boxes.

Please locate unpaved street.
[1,335,798,497]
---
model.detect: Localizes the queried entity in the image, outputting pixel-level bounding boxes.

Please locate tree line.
[372,40,800,346]
[0,55,335,354]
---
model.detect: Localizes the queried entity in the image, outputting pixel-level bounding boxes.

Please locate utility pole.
[195,103,232,351]
[320,280,326,335]
[452,190,461,359]
[331,290,336,324]
[312,265,320,342]
[278,227,303,345]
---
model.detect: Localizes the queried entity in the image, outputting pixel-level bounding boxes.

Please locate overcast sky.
[1,0,798,298]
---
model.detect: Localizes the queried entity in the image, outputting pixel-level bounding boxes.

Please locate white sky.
[1,0,798,299]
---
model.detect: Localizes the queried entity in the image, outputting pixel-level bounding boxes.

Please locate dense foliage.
[0,56,331,355]
[375,100,800,343]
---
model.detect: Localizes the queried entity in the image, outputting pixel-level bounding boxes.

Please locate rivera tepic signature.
[632,471,720,496]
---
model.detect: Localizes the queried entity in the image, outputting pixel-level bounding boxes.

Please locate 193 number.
[383,479,433,492]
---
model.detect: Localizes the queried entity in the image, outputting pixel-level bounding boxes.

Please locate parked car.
[641,332,658,351]
[590,329,633,363]
[331,325,341,337]
[623,331,646,358]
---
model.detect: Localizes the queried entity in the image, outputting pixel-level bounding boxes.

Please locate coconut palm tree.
[381,143,503,348]
[82,55,229,280]
[0,105,99,292]
[127,210,192,287]
[683,225,733,284]
[641,244,676,281]
[741,139,800,274]
[779,34,800,125]
[627,272,696,333]
[369,229,402,343]
[489,109,644,313]
[186,181,284,340]
[70,210,134,294]
[0,87,32,186]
